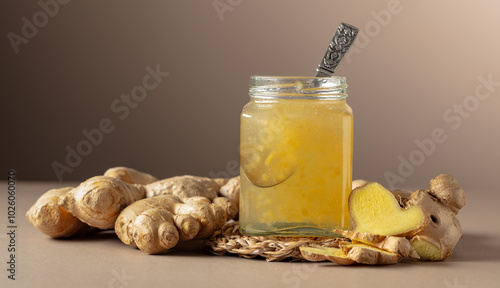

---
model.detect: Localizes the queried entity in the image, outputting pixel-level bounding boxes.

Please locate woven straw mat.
[204,221,345,262]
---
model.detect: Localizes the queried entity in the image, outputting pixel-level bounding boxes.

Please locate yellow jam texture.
[240,98,353,236]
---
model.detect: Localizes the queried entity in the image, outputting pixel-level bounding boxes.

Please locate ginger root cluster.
[300,174,466,264]
[26,167,240,254]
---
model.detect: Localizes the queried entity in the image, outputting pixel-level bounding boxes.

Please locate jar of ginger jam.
[239,76,353,237]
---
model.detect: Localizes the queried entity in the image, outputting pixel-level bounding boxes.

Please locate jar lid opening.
[249,76,347,99]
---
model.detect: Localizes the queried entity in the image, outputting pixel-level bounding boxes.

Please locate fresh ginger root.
[58,176,146,229]
[301,175,465,264]
[115,195,226,254]
[405,174,466,260]
[348,174,465,261]
[341,243,402,265]
[27,166,239,250]
[145,175,240,220]
[26,167,158,237]
[111,175,238,254]
[145,175,220,200]
[333,229,419,259]
[218,176,240,204]
[300,246,355,265]
[103,166,158,185]
[300,228,419,265]
[26,187,92,238]
[351,179,368,190]
[215,176,240,219]
[300,236,409,265]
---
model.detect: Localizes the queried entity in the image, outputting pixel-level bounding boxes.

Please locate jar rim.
[251,75,346,80]
[249,76,347,99]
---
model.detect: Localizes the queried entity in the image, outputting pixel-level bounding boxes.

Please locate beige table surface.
[1,181,499,288]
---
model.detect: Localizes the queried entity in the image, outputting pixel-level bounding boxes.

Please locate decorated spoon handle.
[315,22,359,77]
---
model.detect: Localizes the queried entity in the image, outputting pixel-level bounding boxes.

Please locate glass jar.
[239,76,353,237]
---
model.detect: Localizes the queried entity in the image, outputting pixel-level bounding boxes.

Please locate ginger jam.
[240,76,353,237]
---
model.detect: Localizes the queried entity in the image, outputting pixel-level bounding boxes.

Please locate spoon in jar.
[315,22,359,77]
[243,23,359,189]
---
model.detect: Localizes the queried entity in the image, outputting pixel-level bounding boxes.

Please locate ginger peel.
[341,243,401,265]
[218,176,240,204]
[27,166,239,256]
[145,175,220,200]
[300,229,419,265]
[300,246,355,265]
[58,176,146,229]
[103,167,159,185]
[145,175,240,220]
[25,187,92,238]
[333,229,419,259]
[405,174,465,260]
[115,195,226,254]
[300,238,406,265]
[26,167,159,237]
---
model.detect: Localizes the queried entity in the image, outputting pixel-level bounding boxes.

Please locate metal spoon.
[315,22,359,77]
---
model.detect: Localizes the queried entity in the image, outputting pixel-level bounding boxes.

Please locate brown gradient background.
[1,0,499,194]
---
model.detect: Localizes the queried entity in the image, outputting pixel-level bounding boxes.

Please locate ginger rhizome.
[341,243,402,265]
[115,195,226,254]
[26,167,240,254]
[351,174,465,261]
[217,177,240,206]
[103,166,159,185]
[58,176,147,229]
[26,167,157,238]
[298,174,465,264]
[406,174,465,260]
[300,229,419,265]
[112,175,239,254]
[25,187,92,238]
[300,246,356,265]
[144,175,240,220]
[333,229,419,259]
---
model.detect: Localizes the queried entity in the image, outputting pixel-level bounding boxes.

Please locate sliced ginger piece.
[376,235,419,259]
[333,229,419,259]
[410,236,444,261]
[333,229,386,244]
[300,246,355,265]
[300,242,401,265]
[349,182,425,237]
[346,174,465,262]
[341,242,401,265]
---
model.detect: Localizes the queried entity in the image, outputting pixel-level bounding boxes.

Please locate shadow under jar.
[240,76,353,237]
